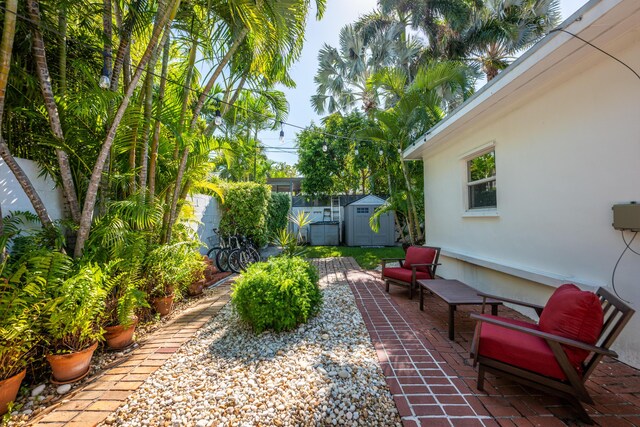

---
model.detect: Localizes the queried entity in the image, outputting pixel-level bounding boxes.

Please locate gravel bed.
[102,272,401,426]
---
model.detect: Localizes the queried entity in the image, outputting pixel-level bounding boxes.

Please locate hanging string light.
[322,142,328,152]
[98,50,111,89]
[379,148,383,156]
[279,122,285,144]
[354,147,359,156]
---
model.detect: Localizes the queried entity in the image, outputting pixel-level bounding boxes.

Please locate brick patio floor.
[29,283,232,427]
[340,257,640,427]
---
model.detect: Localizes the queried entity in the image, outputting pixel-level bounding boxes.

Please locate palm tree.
[463,0,561,80]
[311,24,403,115]
[362,61,472,243]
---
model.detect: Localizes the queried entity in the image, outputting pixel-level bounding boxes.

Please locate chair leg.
[385,280,389,293]
[569,398,594,425]
[477,365,485,391]
[409,283,413,300]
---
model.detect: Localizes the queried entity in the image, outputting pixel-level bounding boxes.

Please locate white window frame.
[460,142,498,217]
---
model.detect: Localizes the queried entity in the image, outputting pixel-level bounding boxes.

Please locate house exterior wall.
[0,157,65,221]
[421,35,640,366]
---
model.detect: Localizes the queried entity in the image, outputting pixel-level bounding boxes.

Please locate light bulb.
[322,144,328,152]
[99,75,110,89]
[354,148,359,156]
[214,110,222,126]
[379,149,383,156]
[398,148,402,154]
[279,129,285,144]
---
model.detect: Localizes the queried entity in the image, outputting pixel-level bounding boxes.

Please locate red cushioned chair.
[381,246,441,299]
[470,285,634,424]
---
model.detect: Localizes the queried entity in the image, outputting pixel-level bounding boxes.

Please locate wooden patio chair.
[381,246,441,299]
[470,284,635,424]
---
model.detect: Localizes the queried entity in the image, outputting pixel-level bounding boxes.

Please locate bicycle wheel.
[206,246,220,261]
[216,248,230,272]
[228,249,242,273]
[246,247,261,263]
[238,249,252,271]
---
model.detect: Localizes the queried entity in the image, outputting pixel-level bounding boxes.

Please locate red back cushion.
[538,284,604,371]
[403,246,437,274]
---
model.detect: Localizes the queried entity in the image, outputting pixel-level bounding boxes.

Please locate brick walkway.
[341,258,640,427]
[30,283,232,427]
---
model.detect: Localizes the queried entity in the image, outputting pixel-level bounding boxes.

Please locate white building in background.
[404,0,640,367]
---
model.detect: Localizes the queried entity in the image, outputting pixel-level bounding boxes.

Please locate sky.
[261,0,590,166]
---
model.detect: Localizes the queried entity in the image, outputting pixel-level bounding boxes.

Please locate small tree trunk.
[148,32,170,199]
[189,28,248,131]
[26,0,82,223]
[74,0,180,258]
[399,159,422,243]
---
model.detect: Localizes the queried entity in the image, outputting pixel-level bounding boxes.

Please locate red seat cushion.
[477,315,569,380]
[404,246,437,274]
[383,267,431,283]
[538,284,604,372]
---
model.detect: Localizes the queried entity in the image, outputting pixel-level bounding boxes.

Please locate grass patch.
[304,246,405,270]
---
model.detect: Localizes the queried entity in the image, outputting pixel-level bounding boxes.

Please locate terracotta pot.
[46,341,98,384]
[188,279,206,296]
[152,295,174,316]
[104,317,138,350]
[0,369,26,416]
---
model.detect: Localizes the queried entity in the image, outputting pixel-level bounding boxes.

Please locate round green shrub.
[231,257,321,333]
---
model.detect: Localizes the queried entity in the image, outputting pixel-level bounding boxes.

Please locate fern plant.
[41,261,111,354]
[103,268,149,328]
[0,269,47,381]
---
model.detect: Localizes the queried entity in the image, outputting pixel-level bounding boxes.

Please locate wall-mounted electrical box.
[613,203,640,232]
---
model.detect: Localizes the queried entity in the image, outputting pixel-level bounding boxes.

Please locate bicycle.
[206,229,229,271]
[233,236,261,271]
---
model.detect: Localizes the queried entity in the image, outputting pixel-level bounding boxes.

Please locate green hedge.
[266,193,291,237]
[231,257,322,333]
[219,182,270,246]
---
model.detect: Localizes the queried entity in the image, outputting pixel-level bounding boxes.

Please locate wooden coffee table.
[418,279,502,340]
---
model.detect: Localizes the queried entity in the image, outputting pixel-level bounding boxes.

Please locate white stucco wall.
[421,32,640,366]
[189,194,222,255]
[0,157,65,220]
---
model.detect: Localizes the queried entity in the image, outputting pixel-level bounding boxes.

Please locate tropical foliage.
[231,256,321,333]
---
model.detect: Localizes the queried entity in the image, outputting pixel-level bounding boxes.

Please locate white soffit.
[404,0,640,159]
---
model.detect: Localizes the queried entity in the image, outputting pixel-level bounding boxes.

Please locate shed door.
[353,206,372,245]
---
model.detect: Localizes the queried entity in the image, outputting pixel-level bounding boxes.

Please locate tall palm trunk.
[138,3,168,192]
[148,32,170,199]
[74,0,180,258]
[58,5,67,96]
[179,38,198,131]
[189,28,248,131]
[0,0,52,229]
[26,0,82,224]
[164,147,188,244]
[399,159,422,243]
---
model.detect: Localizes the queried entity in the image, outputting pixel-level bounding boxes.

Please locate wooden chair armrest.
[471,313,617,357]
[477,291,545,315]
[381,258,405,269]
[410,263,440,268]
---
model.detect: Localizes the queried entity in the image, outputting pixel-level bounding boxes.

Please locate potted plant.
[144,245,181,316]
[0,272,43,415]
[103,266,148,350]
[183,252,207,296]
[42,262,109,384]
